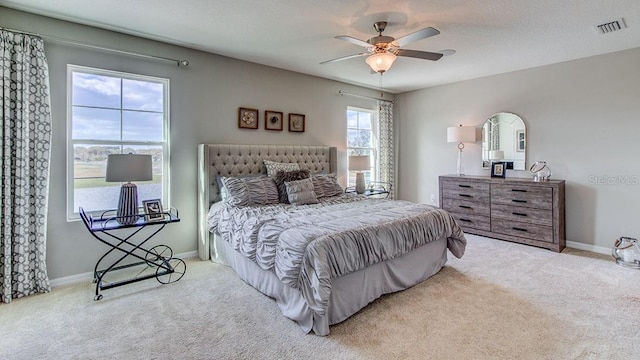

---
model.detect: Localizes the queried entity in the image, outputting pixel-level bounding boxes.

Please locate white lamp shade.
[366,52,397,73]
[106,154,153,182]
[447,126,477,143]
[489,150,504,160]
[348,155,371,171]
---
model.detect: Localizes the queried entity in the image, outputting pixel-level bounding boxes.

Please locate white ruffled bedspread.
[207,194,466,315]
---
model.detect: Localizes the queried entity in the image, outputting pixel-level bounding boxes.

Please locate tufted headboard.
[197,144,337,260]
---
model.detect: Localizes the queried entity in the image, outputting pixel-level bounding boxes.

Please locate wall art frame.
[238,107,259,129]
[265,110,284,131]
[288,113,305,132]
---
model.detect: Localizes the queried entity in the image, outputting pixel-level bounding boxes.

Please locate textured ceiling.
[2,0,640,93]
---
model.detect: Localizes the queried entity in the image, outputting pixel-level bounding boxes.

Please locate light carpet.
[1,235,639,360]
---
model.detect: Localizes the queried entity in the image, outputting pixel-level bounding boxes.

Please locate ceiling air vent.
[594,18,627,34]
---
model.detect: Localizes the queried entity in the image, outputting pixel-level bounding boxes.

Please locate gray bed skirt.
[211,233,448,336]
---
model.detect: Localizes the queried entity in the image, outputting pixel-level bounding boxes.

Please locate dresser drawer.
[491,218,554,243]
[441,181,490,202]
[443,198,490,216]
[491,204,553,226]
[442,179,490,193]
[491,184,553,210]
[450,213,491,232]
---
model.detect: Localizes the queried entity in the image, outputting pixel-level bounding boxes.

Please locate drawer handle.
[512,189,527,193]
[512,199,527,203]
[458,184,471,188]
[459,205,471,209]
[459,218,472,222]
[512,227,528,232]
[512,212,528,217]
[459,194,472,198]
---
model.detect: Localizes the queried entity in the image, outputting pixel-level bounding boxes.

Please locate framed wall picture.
[288,113,305,132]
[265,110,283,131]
[142,199,164,222]
[238,107,259,129]
[491,162,506,178]
[516,129,525,152]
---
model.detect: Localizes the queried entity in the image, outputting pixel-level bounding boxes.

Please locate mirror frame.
[481,112,527,170]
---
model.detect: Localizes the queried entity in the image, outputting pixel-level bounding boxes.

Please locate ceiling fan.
[321,21,446,73]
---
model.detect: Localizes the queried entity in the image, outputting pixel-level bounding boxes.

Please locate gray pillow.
[311,173,343,198]
[285,178,318,205]
[220,176,279,207]
[263,160,300,177]
[274,169,310,203]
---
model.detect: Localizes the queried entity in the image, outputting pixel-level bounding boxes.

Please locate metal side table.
[79,207,185,300]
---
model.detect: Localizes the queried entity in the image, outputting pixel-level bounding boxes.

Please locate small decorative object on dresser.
[490,162,506,178]
[265,110,283,131]
[238,107,259,129]
[439,175,565,252]
[529,161,552,182]
[289,113,305,132]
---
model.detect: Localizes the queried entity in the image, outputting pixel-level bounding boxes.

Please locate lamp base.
[355,172,366,194]
[117,183,139,224]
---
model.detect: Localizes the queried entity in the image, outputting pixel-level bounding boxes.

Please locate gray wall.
[1,8,392,280]
[396,47,640,251]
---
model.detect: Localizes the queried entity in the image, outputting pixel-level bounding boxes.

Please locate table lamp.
[106,154,153,224]
[348,155,371,194]
[489,150,504,162]
[447,124,477,176]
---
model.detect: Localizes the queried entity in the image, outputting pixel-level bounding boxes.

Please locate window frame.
[346,106,379,187]
[66,65,170,221]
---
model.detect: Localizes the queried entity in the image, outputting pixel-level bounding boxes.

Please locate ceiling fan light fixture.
[366,52,397,73]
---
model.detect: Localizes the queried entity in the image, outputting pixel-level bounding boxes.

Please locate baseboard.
[566,241,610,256]
[49,250,199,288]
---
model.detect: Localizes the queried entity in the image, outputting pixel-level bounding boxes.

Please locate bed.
[197,144,466,335]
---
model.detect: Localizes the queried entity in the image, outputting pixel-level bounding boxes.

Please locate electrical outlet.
[430,194,437,206]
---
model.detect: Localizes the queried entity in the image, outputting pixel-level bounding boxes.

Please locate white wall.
[396,47,640,250]
[1,8,393,280]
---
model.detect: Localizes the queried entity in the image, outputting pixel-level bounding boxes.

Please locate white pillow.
[285,178,319,205]
[263,160,300,177]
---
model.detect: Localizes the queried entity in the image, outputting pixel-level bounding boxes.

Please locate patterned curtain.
[0,30,52,303]
[377,100,394,199]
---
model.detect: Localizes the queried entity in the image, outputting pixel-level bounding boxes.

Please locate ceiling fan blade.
[335,35,371,48]
[394,27,440,47]
[320,53,367,65]
[397,49,444,61]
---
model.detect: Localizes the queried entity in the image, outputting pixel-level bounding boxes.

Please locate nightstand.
[345,181,392,198]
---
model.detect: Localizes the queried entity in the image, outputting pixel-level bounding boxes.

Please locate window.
[67,65,170,220]
[347,107,378,187]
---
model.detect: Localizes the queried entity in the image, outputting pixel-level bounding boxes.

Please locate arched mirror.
[482,112,526,170]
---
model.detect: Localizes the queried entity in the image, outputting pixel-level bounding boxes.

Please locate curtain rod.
[338,90,394,104]
[1,26,189,67]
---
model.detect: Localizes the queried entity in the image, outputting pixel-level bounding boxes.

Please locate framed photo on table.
[142,199,164,222]
[265,110,283,131]
[491,162,506,178]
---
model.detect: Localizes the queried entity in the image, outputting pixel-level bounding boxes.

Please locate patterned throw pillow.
[220,176,279,207]
[311,173,343,198]
[274,169,310,203]
[263,160,300,177]
[285,178,318,205]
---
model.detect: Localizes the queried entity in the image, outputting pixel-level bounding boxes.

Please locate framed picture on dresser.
[491,162,506,178]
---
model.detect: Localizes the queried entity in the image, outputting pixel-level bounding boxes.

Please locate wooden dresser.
[439,175,565,252]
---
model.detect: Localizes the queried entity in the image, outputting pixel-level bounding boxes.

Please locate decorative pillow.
[220,176,279,207]
[274,169,310,203]
[216,173,261,201]
[285,178,318,205]
[263,160,300,177]
[311,173,343,198]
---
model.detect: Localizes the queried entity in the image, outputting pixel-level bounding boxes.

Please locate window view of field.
[73,145,163,212]
[69,69,168,214]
